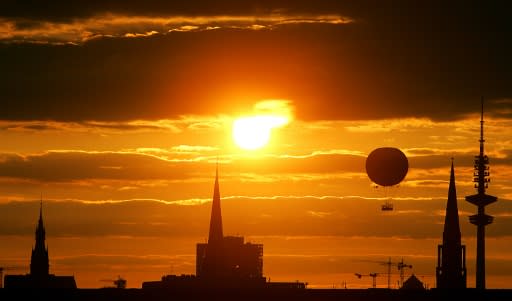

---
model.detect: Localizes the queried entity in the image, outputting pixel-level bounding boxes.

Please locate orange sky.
[1,107,512,288]
[1,1,512,289]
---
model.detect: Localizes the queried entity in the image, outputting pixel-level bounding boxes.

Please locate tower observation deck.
[465,97,497,289]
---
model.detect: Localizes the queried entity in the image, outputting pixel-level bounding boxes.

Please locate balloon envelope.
[365,147,408,186]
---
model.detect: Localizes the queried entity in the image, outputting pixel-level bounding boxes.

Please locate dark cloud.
[0,151,365,182]
[6,124,59,131]
[1,196,511,239]
[0,151,189,181]
[0,1,362,22]
[0,2,511,121]
[0,120,180,132]
[408,149,512,171]
[0,150,510,183]
[0,200,209,237]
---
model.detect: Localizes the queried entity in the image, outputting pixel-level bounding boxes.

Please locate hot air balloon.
[365,147,409,211]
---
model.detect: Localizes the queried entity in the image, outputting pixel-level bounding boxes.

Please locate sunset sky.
[1,1,512,289]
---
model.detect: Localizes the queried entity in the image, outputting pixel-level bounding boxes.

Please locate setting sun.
[232,115,289,150]
[2,2,512,294]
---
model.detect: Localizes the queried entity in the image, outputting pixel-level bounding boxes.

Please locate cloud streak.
[1,3,511,122]
[1,196,511,239]
[0,14,352,44]
[0,120,183,133]
[0,144,511,205]
[0,150,364,181]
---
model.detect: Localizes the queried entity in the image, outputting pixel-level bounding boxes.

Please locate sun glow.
[232,115,289,150]
[232,100,293,150]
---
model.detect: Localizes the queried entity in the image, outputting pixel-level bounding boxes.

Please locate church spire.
[208,162,223,244]
[35,198,45,250]
[31,198,49,277]
[443,159,461,244]
[436,160,467,288]
[38,196,44,230]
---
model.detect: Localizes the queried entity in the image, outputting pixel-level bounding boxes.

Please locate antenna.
[465,97,498,289]
[479,96,485,156]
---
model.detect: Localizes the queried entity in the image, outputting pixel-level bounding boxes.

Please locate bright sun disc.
[232,115,288,150]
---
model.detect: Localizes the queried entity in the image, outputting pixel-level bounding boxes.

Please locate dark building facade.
[196,236,263,280]
[436,161,467,288]
[4,202,76,289]
[143,167,305,290]
[195,167,263,282]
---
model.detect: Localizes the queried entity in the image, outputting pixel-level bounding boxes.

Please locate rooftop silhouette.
[143,167,304,290]
[196,165,264,283]
[436,160,467,288]
[4,201,76,289]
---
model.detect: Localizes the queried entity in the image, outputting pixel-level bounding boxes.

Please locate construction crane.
[0,266,25,289]
[396,258,413,288]
[100,275,127,289]
[354,272,379,288]
[362,257,413,289]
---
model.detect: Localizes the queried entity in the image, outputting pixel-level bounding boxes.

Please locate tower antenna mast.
[465,97,497,289]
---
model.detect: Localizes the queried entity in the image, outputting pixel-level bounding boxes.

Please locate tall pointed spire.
[31,197,49,277]
[443,159,461,243]
[436,160,466,288]
[36,198,45,249]
[38,194,43,229]
[208,162,223,244]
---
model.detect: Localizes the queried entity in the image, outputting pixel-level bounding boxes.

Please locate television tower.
[465,97,497,289]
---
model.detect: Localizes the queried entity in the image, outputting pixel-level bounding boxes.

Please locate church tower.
[436,160,466,288]
[30,200,49,278]
[4,199,76,288]
[208,165,223,245]
[198,164,228,279]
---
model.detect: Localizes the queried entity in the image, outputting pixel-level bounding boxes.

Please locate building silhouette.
[4,201,76,289]
[143,166,304,290]
[465,99,497,289]
[401,274,425,290]
[196,166,263,282]
[31,201,50,278]
[436,160,466,288]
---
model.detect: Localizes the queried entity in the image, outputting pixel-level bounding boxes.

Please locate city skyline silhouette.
[0,107,505,290]
[1,1,512,294]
